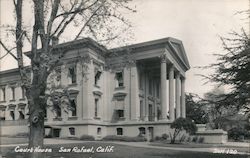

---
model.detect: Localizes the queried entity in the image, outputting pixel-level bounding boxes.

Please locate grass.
[1,142,249,158]
[150,142,250,154]
[0,136,28,145]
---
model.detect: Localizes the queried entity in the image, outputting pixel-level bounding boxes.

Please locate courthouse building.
[0,37,190,140]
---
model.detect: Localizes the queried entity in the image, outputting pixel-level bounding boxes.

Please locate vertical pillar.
[169,64,175,121]
[160,55,167,120]
[130,62,140,121]
[144,72,149,121]
[154,79,158,121]
[175,72,181,118]
[181,77,186,118]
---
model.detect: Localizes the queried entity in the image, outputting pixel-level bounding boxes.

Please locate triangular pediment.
[168,38,190,69]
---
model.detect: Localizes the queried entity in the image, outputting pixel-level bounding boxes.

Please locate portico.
[135,52,188,122]
[160,54,186,121]
[121,38,190,122]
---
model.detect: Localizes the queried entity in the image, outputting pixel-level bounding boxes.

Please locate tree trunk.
[28,86,46,158]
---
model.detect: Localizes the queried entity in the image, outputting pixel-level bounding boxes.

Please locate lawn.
[150,142,250,153]
[1,142,249,158]
[0,136,28,145]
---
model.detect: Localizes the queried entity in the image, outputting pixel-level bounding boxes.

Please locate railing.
[0,119,28,126]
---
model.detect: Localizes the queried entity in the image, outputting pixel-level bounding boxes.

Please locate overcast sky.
[0,0,249,96]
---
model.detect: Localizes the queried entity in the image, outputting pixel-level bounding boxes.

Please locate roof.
[24,38,108,57]
[109,37,190,70]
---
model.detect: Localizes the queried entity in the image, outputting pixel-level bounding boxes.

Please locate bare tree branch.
[55,0,99,18]
[0,40,18,60]
[74,0,105,40]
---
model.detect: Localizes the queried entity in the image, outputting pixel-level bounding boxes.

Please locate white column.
[175,72,181,118]
[154,79,158,121]
[144,72,149,121]
[169,64,175,121]
[181,77,186,118]
[160,55,167,120]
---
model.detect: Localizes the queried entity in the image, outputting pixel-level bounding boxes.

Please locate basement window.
[69,127,75,135]
[116,128,123,136]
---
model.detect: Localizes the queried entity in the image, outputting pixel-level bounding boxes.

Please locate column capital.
[175,71,180,78]
[180,76,186,81]
[169,63,174,70]
[160,54,167,63]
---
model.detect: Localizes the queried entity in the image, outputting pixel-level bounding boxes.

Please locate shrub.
[102,135,147,142]
[170,117,197,144]
[186,136,191,142]
[79,135,95,141]
[198,137,204,143]
[15,132,29,138]
[161,133,169,140]
[179,134,186,143]
[155,136,161,141]
[228,127,246,141]
[192,136,198,143]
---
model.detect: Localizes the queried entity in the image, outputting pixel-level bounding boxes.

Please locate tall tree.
[186,93,208,124]
[200,29,250,114]
[0,0,135,158]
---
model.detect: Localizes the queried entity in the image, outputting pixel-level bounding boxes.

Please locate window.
[138,127,146,136]
[156,82,160,98]
[69,127,75,135]
[149,79,153,95]
[10,111,15,120]
[44,109,47,118]
[70,99,77,116]
[140,100,143,120]
[57,108,62,118]
[68,66,76,84]
[0,109,5,120]
[94,98,99,117]
[55,104,62,118]
[19,110,25,120]
[115,72,124,87]
[0,87,6,101]
[157,107,161,120]
[117,110,124,118]
[21,87,25,99]
[139,72,143,89]
[116,128,123,135]
[55,67,61,86]
[94,70,102,87]
[11,87,15,100]
[97,127,102,135]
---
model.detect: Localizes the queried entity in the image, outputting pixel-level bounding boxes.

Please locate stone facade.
[0,37,190,140]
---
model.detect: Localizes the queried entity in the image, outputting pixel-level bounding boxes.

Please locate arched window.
[97,127,102,135]
[69,127,75,135]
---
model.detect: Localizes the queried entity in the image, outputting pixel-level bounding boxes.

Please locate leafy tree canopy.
[186,93,208,124]
[201,30,250,113]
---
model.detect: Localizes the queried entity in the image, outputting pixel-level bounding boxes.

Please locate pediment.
[167,38,190,70]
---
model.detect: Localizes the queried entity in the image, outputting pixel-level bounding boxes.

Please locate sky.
[0,0,249,97]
